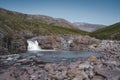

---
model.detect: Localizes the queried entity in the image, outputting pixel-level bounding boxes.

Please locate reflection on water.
[22,51,102,63]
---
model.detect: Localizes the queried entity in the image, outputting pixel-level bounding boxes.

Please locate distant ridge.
[73,22,106,32]
[90,22,120,40]
[0,8,88,37]
[0,8,120,40]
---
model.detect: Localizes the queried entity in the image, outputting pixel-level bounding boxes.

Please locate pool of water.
[21,51,102,63]
[0,51,103,69]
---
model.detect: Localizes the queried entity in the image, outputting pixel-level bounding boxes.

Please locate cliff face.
[0,33,27,55]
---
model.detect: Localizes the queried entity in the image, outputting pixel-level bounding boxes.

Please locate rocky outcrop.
[94,40,120,53]
[69,36,120,53]
[35,36,62,49]
[70,35,101,51]
[10,34,27,53]
[0,46,9,55]
[0,33,27,55]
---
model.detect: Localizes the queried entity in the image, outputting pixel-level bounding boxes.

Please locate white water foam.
[27,40,41,51]
[27,40,55,51]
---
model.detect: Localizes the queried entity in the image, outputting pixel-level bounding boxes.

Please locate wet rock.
[32,57,46,64]
[6,57,13,61]
[17,58,32,65]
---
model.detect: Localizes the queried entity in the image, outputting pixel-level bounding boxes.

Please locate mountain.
[90,22,120,40]
[73,22,106,32]
[0,8,88,37]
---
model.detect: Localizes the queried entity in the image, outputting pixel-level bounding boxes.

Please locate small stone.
[88,55,97,62]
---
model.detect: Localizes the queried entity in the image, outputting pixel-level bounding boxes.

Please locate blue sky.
[0,0,120,25]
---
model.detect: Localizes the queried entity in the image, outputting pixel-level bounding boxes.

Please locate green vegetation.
[0,9,88,37]
[90,22,120,40]
[0,8,120,40]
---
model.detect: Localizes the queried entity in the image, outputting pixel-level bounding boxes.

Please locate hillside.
[73,22,106,32]
[90,22,120,40]
[0,8,89,54]
[0,8,88,37]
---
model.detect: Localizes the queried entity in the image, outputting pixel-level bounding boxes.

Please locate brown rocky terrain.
[0,35,120,80]
[0,50,120,80]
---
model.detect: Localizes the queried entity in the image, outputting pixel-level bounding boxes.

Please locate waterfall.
[27,40,41,51]
[27,40,56,51]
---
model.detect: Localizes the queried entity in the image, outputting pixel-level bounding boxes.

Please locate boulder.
[37,36,61,49]
[70,35,100,51]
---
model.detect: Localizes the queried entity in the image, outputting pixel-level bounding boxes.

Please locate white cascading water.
[27,40,41,51]
[27,40,56,51]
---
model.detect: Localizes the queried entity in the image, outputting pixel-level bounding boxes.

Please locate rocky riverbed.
[0,35,120,80]
[0,50,120,80]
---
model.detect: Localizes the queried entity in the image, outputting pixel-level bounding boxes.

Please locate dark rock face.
[10,34,27,53]
[0,46,9,55]
[70,35,100,51]
[0,33,27,55]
